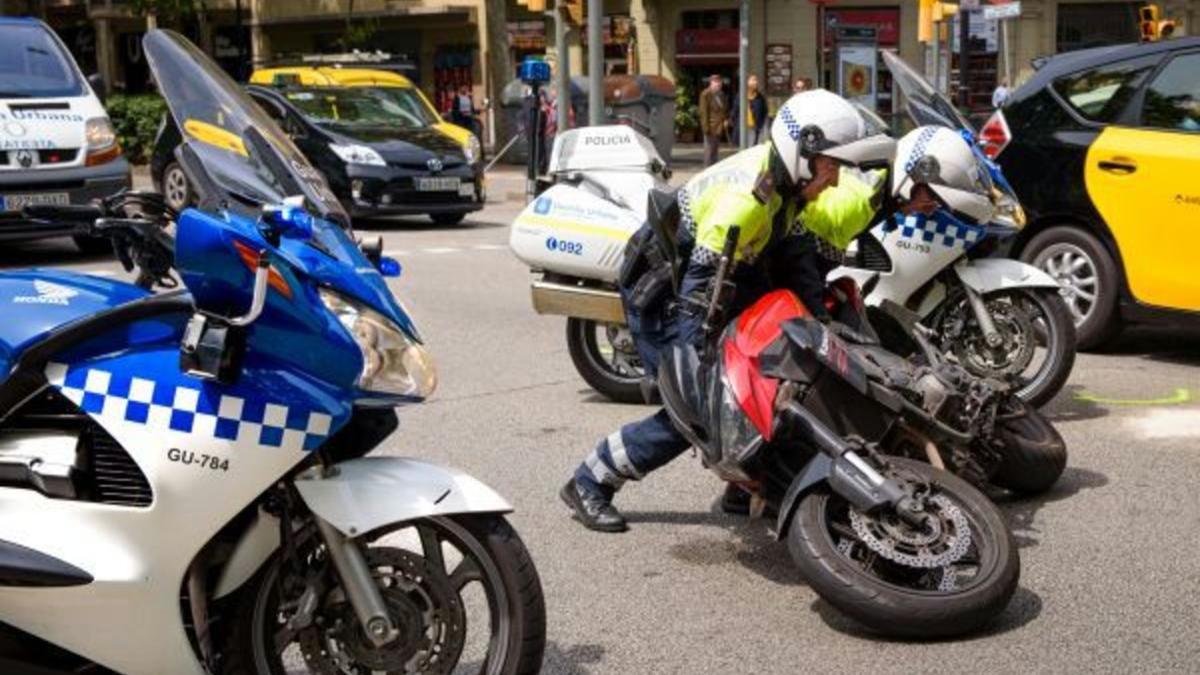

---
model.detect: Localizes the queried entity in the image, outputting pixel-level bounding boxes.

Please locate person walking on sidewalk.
[746,75,768,145]
[698,74,729,166]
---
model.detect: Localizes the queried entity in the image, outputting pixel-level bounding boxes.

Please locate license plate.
[1,192,70,212]
[458,182,475,198]
[416,177,460,192]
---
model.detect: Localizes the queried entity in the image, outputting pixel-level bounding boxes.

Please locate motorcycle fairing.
[726,290,809,439]
[0,271,150,384]
[778,320,871,395]
[0,340,348,675]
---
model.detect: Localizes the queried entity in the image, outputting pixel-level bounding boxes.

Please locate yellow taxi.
[250,66,480,161]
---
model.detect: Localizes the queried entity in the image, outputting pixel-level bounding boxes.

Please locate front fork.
[782,402,928,526]
[962,283,1003,349]
[314,514,400,648]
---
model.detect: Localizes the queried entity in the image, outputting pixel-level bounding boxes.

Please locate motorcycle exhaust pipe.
[530,280,626,324]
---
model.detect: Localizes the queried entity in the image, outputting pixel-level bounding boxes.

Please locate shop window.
[1140,52,1200,132]
[1056,3,1141,54]
[681,10,738,30]
[1052,57,1156,124]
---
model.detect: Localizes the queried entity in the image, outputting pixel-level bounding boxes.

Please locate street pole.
[931,20,941,95]
[816,4,825,88]
[738,0,749,149]
[555,6,570,133]
[958,9,970,107]
[588,0,603,125]
[1001,18,1012,87]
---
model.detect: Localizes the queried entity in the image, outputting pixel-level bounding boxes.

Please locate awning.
[675,53,739,65]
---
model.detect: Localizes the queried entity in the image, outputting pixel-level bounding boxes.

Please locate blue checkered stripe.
[778,105,802,141]
[883,213,984,250]
[903,126,940,174]
[45,362,332,452]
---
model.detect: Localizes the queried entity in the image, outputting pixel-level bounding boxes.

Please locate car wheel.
[430,212,468,226]
[161,161,193,212]
[1021,225,1121,350]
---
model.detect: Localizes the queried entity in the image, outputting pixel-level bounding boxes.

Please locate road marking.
[422,247,459,254]
[383,244,508,258]
[473,243,508,251]
[1128,408,1200,439]
[1075,388,1193,406]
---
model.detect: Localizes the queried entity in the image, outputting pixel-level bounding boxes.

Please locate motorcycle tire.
[566,317,647,404]
[990,402,1068,495]
[943,287,1076,409]
[787,457,1019,639]
[219,514,546,675]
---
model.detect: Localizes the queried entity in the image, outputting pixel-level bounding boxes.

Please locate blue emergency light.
[518,57,551,85]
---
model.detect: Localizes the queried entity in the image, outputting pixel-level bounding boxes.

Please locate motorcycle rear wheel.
[990,400,1068,494]
[566,318,647,404]
[219,515,546,675]
[787,457,1019,639]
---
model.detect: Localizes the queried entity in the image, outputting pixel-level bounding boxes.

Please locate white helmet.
[892,126,996,224]
[769,89,896,184]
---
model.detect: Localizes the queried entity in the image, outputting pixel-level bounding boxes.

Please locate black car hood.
[318,123,465,163]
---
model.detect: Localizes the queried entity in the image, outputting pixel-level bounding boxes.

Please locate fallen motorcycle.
[657,229,1022,638]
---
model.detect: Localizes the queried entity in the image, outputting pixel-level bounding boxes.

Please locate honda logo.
[15,150,34,169]
[426,157,443,172]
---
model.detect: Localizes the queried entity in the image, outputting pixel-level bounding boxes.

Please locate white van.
[0,17,130,252]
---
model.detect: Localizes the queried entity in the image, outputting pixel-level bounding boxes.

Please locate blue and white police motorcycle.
[0,31,545,675]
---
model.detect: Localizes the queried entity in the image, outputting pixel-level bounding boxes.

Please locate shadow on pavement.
[1092,326,1200,366]
[1041,384,1110,424]
[997,466,1109,549]
[541,641,607,675]
[811,585,1044,642]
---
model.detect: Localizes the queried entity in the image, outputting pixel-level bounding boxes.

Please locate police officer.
[560,89,894,532]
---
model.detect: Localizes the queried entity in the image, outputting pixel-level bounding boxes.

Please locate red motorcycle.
[656,230,1038,638]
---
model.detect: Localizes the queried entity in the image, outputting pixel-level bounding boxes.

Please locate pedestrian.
[559,89,890,532]
[992,79,1010,109]
[746,74,768,145]
[698,74,728,167]
[793,78,809,94]
[452,84,481,140]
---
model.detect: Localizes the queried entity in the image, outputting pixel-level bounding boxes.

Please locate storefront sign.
[984,1,1022,20]
[825,8,900,46]
[764,44,793,97]
[675,28,740,55]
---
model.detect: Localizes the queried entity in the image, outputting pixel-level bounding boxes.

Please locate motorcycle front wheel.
[942,287,1076,408]
[220,515,546,675]
[787,457,1019,639]
[566,317,647,404]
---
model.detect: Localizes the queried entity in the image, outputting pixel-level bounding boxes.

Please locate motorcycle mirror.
[260,195,314,242]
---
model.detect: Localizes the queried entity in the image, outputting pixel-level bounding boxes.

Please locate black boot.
[560,479,628,533]
[720,483,751,515]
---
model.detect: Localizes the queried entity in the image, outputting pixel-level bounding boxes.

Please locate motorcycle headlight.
[463,134,481,164]
[319,289,437,399]
[329,143,387,167]
[716,378,764,469]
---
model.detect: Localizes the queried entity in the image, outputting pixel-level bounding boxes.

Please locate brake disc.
[952,299,1036,379]
[298,547,466,675]
[848,494,972,569]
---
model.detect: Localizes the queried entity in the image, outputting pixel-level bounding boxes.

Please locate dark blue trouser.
[572,266,766,500]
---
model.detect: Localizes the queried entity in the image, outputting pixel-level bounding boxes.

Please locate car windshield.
[283,87,430,128]
[0,23,84,98]
[143,30,347,224]
[371,87,441,126]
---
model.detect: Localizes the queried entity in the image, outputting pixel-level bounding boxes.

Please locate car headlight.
[319,288,437,399]
[85,116,116,150]
[463,134,481,164]
[329,143,387,167]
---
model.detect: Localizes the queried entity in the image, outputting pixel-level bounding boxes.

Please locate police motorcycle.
[832,52,1076,408]
[0,31,545,675]
[654,228,1021,638]
[509,124,672,403]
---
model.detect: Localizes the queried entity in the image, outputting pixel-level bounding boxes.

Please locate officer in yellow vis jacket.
[561,89,896,532]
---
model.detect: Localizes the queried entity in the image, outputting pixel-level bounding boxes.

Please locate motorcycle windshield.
[881,51,975,133]
[143,30,347,225]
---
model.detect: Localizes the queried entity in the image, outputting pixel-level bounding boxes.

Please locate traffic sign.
[984,1,1022,20]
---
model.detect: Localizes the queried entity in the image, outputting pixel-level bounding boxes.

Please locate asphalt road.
[6,167,1199,674]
